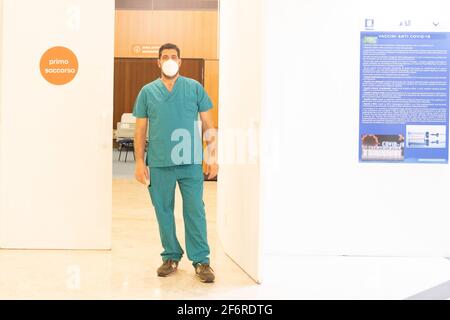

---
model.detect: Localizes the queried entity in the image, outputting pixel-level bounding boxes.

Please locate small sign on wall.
[40,46,78,85]
[131,44,161,57]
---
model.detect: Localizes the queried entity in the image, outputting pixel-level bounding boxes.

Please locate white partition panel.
[0,0,114,249]
[262,0,450,257]
[217,0,264,282]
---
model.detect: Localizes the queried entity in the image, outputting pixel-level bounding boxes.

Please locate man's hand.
[199,110,218,180]
[135,161,150,185]
[204,163,218,180]
[134,118,149,185]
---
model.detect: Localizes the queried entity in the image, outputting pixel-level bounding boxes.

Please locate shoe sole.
[196,273,215,283]
[157,268,178,277]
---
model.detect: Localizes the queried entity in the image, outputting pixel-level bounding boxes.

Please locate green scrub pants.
[148,164,210,266]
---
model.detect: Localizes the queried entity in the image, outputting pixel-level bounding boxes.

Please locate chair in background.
[117,139,135,162]
[115,113,136,162]
[114,113,149,162]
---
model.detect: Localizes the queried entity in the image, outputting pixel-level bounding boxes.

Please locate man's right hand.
[135,161,150,185]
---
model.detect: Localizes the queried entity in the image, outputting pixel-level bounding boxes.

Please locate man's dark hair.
[158,43,181,59]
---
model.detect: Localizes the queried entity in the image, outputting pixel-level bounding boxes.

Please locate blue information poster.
[359,32,450,163]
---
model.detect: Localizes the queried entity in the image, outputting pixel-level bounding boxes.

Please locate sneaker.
[157,259,179,277]
[194,263,215,283]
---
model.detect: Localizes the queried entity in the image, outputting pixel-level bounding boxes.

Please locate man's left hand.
[204,163,219,180]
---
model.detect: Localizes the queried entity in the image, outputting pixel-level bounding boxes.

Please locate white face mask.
[162,59,179,77]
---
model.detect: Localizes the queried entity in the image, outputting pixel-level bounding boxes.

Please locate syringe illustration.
[407,140,444,147]
[407,131,446,148]
[407,131,445,138]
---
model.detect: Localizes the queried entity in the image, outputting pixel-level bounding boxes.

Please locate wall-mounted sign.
[131,44,160,57]
[359,32,450,163]
[40,46,78,85]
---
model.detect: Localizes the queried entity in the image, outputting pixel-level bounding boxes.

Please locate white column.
[218,0,265,283]
[0,0,114,249]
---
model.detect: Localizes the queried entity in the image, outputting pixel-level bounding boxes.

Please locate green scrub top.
[132,76,213,168]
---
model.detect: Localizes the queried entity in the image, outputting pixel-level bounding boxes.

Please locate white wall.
[0,0,114,249]
[262,0,450,257]
[217,0,264,282]
[0,1,2,152]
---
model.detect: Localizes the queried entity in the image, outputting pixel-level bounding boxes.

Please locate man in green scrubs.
[133,43,218,283]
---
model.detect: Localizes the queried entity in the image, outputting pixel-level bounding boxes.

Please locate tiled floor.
[209,255,450,300]
[1,152,450,299]
[0,180,257,299]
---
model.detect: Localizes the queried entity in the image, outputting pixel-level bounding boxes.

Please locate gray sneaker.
[194,263,215,283]
[157,259,179,277]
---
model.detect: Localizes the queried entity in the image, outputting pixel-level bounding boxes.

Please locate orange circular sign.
[40,46,78,85]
